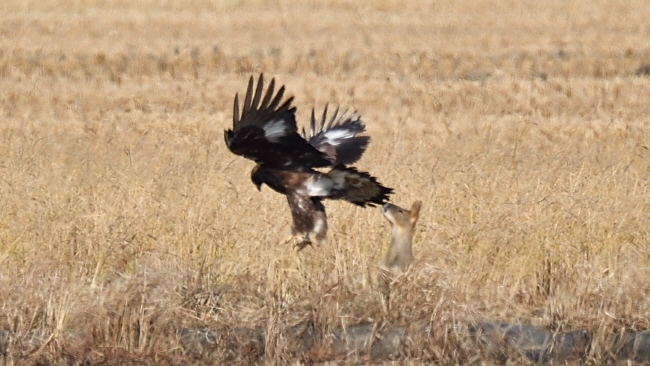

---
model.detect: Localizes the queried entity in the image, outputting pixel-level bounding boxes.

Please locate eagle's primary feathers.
[224,74,392,248]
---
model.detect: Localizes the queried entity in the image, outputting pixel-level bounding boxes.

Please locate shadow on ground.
[178,322,650,364]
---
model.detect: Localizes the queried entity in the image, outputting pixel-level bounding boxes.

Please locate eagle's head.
[251,165,264,191]
[224,129,235,151]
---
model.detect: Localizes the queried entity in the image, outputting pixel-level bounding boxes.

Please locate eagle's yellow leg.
[280,235,313,251]
[280,235,296,246]
[294,237,313,251]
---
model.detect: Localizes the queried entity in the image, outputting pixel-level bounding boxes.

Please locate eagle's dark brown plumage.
[224,74,392,248]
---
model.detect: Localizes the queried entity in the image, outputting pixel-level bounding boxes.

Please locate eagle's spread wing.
[322,165,393,207]
[224,74,330,170]
[300,105,370,166]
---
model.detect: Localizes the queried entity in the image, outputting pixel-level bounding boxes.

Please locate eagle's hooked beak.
[224,130,234,150]
[251,165,264,191]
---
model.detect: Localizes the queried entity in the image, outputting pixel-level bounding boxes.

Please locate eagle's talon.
[294,238,313,251]
[280,235,312,250]
[280,235,295,246]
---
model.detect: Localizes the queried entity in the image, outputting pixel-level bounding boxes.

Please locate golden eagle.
[224,74,392,249]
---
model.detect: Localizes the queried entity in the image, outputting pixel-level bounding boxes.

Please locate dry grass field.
[2,0,650,364]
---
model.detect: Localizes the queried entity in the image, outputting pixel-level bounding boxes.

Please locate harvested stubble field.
[2,0,650,364]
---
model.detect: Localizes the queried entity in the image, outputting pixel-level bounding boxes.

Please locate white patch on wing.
[321,129,355,146]
[263,119,288,142]
[304,175,333,197]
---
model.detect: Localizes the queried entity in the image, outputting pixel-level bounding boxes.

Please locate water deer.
[381,201,422,273]
[379,200,422,308]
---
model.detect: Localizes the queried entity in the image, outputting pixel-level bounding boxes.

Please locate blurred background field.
[1,0,650,363]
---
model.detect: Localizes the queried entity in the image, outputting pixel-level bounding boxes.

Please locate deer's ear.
[410,201,422,222]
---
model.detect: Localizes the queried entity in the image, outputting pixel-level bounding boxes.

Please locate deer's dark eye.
[398,209,404,214]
